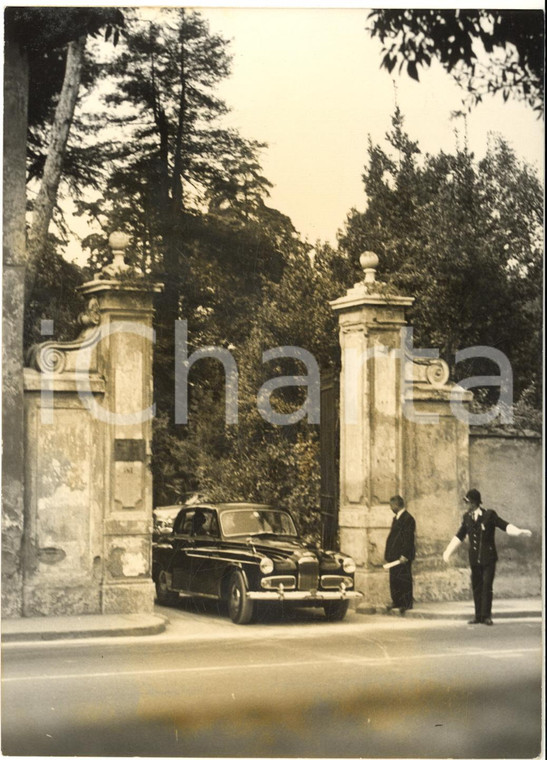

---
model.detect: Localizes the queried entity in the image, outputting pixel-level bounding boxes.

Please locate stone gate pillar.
[330,253,413,601]
[23,233,163,616]
[76,233,163,613]
[330,253,471,605]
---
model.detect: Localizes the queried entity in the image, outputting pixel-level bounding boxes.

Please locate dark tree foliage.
[4,6,123,350]
[5,7,124,53]
[66,9,318,509]
[7,6,124,135]
[74,10,284,321]
[338,109,543,409]
[23,244,86,349]
[8,7,125,184]
[190,242,352,540]
[368,9,544,114]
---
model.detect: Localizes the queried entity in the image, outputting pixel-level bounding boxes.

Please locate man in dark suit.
[384,495,416,614]
[443,488,532,625]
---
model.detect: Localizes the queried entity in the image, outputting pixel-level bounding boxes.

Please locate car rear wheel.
[155,570,179,606]
[323,599,349,621]
[227,570,254,624]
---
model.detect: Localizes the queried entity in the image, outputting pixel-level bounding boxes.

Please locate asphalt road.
[1,604,542,759]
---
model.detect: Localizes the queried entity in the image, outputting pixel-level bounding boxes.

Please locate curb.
[403,609,541,621]
[1,614,167,643]
[356,605,542,620]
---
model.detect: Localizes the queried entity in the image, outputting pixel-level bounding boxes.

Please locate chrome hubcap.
[230,583,240,611]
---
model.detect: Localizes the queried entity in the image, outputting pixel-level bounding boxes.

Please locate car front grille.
[320,575,354,590]
[261,576,297,590]
[297,556,319,591]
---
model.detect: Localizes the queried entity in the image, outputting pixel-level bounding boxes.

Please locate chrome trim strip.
[247,590,362,601]
[176,591,220,600]
[184,552,260,566]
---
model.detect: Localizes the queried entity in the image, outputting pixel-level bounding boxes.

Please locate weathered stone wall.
[468,430,542,597]
[23,374,106,615]
[19,244,162,617]
[405,430,542,603]
[403,391,471,602]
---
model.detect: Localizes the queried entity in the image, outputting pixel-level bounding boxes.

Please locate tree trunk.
[26,35,86,299]
[2,36,29,617]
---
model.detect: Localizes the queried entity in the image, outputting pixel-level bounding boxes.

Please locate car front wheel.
[227,570,254,624]
[155,570,179,606]
[323,599,349,621]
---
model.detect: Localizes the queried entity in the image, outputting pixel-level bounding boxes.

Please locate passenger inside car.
[191,510,219,537]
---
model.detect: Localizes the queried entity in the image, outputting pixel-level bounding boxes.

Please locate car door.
[170,509,196,592]
[188,509,224,597]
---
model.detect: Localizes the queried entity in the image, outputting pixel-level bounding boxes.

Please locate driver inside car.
[192,510,218,537]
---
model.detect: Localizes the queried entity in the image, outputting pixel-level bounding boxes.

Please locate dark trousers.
[470,562,496,620]
[389,562,413,610]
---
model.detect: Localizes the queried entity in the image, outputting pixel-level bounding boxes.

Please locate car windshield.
[220,509,297,538]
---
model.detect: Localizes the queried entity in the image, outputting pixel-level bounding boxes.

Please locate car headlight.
[260,556,274,574]
[342,556,356,574]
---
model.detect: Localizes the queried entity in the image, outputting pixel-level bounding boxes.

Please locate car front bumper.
[247,589,362,601]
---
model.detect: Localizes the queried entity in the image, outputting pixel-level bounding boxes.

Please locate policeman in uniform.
[443,489,532,625]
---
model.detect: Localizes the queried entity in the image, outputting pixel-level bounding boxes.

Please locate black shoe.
[482,617,494,626]
[468,618,482,624]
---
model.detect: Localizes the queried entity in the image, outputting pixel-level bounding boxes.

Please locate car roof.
[167,502,287,513]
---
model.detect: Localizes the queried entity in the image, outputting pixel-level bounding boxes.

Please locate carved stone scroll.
[404,351,450,387]
[26,298,101,374]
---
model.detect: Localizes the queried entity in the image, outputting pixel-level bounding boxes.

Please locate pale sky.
[197,6,544,245]
[59,3,544,260]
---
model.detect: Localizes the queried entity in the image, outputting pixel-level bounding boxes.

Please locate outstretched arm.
[506,524,532,537]
[442,536,462,563]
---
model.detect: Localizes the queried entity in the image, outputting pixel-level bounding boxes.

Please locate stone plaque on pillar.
[114,439,145,509]
[114,463,144,510]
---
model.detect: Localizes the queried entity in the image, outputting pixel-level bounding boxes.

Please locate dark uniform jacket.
[456,508,509,566]
[384,510,416,563]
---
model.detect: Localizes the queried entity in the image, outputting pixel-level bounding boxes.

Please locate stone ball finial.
[359,251,379,284]
[108,230,131,251]
[101,230,132,278]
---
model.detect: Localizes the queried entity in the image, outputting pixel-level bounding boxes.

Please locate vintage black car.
[152,502,361,624]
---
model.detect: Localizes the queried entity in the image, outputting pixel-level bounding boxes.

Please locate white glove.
[506,524,532,538]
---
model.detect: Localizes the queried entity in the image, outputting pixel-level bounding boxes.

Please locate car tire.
[323,599,350,622]
[227,570,254,624]
[155,570,179,606]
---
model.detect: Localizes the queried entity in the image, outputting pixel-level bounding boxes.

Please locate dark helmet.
[465,489,482,506]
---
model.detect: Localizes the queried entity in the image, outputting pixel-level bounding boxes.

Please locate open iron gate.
[320,369,339,550]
